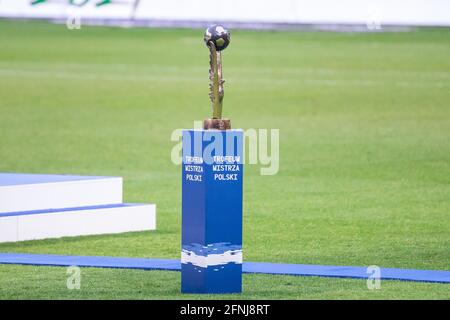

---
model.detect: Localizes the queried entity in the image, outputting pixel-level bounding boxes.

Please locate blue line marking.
[0,253,448,283]
[0,203,147,218]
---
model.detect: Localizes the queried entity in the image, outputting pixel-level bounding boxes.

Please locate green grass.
[0,20,449,299]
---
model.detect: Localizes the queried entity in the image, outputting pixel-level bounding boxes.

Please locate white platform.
[0,173,156,243]
[0,204,156,242]
[0,173,122,213]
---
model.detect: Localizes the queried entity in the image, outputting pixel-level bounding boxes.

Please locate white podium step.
[0,203,156,243]
[0,173,122,213]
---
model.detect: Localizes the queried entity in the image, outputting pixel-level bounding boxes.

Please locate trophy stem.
[209,43,224,119]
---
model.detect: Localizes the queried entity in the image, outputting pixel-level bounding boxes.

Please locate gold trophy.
[203,25,231,130]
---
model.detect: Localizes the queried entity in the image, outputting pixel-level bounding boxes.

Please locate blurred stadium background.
[0,0,449,299]
[1,0,450,29]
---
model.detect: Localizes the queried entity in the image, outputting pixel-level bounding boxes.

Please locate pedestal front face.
[181,129,243,294]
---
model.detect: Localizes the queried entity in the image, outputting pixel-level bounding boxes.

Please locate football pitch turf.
[0,20,449,299]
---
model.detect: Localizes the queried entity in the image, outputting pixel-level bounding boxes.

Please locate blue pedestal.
[181,129,243,294]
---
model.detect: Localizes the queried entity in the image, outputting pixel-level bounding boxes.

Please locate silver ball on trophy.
[204,24,231,51]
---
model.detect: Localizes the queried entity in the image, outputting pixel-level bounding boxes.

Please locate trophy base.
[203,118,231,130]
